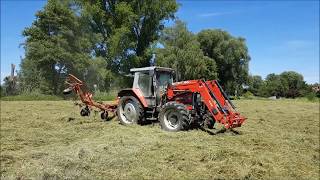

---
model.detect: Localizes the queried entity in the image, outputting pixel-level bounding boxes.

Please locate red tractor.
[64,66,246,131]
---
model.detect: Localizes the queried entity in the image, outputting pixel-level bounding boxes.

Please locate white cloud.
[284,40,311,49]
[198,12,232,17]
[267,40,315,52]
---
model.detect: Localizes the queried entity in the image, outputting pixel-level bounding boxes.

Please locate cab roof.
[130,66,174,72]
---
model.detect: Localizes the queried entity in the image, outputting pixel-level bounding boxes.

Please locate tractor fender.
[117,88,148,108]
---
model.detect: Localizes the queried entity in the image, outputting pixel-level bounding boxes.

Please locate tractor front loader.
[164,79,245,130]
[64,66,246,131]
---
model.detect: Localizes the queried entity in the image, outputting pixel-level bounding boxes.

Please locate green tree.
[2,76,19,96]
[259,73,288,97]
[85,57,114,92]
[247,75,263,95]
[20,0,178,94]
[0,85,4,97]
[197,29,250,95]
[258,71,307,98]
[310,83,320,98]
[280,71,307,98]
[21,0,93,94]
[156,21,217,81]
[78,0,178,72]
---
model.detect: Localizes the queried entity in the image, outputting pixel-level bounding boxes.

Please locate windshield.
[156,72,173,91]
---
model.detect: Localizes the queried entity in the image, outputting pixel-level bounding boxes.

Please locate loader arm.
[166,80,246,129]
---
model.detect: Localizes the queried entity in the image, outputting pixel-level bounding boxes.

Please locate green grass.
[0,94,63,101]
[1,100,319,179]
[93,91,118,101]
[0,90,118,101]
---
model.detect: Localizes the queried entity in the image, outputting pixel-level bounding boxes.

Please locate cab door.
[155,71,173,105]
[133,71,155,107]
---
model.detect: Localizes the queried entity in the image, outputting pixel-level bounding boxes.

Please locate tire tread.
[117,96,144,125]
[159,102,191,131]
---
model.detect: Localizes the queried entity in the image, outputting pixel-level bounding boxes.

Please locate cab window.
[138,72,152,96]
[157,72,173,91]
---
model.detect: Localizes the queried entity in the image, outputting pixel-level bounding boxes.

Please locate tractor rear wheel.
[159,102,190,132]
[117,96,144,125]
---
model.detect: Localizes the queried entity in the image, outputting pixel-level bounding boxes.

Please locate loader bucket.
[225,113,246,129]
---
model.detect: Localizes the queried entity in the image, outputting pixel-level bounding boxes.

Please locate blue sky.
[1,0,319,84]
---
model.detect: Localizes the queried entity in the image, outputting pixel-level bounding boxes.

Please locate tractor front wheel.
[203,113,215,129]
[159,102,190,132]
[117,96,144,125]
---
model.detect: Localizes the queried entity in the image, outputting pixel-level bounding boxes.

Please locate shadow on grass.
[196,126,242,136]
[141,120,242,136]
[65,113,242,136]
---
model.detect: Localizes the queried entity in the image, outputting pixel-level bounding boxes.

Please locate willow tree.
[197,29,250,95]
[21,0,92,94]
[156,21,217,81]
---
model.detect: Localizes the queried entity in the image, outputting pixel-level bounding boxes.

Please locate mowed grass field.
[1,100,319,180]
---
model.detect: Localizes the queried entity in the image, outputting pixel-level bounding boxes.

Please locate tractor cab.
[130,66,174,107]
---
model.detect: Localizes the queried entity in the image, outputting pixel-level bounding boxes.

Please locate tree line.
[247,72,318,98]
[1,0,318,99]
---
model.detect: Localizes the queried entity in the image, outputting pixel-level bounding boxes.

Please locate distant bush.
[1,94,63,101]
[0,88,119,101]
[242,91,254,99]
[245,71,318,99]
[0,86,5,97]
[305,92,318,102]
[92,91,117,101]
[0,89,63,101]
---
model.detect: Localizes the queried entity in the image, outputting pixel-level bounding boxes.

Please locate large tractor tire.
[159,102,190,132]
[117,96,144,125]
[203,112,215,129]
